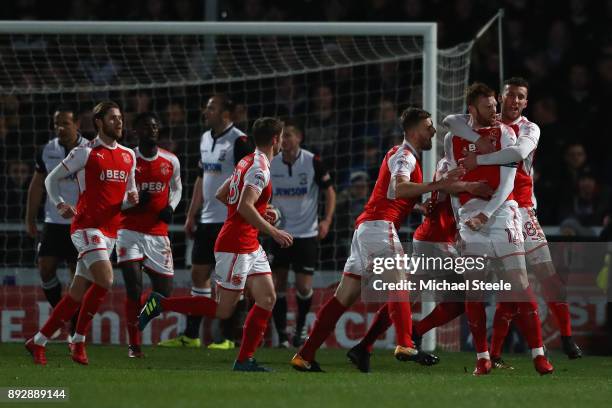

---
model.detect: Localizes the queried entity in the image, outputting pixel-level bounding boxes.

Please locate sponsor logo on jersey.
[140,181,166,192]
[202,162,222,173]
[274,187,308,197]
[99,169,128,182]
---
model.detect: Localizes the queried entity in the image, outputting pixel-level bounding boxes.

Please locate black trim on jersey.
[234,135,254,165]
[313,154,333,189]
[210,124,235,152]
[281,150,302,177]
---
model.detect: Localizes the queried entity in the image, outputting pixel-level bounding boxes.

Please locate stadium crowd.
[1,0,611,268]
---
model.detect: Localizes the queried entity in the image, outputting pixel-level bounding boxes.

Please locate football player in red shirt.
[117,112,182,358]
[138,117,292,371]
[26,101,138,366]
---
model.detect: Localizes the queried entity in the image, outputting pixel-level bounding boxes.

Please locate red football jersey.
[120,148,181,236]
[505,116,540,208]
[413,158,456,243]
[355,142,423,230]
[215,150,272,254]
[451,124,516,205]
[61,137,136,238]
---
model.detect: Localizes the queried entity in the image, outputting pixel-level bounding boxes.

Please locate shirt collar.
[255,148,270,168]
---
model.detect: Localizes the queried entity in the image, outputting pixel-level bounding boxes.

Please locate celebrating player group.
[24,79,581,375]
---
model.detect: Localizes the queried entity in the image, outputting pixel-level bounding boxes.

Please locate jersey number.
[227,169,242,205]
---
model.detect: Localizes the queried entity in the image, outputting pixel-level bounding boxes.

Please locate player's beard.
[475,108,496,127]
[102,123,122,140]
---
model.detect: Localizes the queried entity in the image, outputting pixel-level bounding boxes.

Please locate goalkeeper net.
[0,22,472,348]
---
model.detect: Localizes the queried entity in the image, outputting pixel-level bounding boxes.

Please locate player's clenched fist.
[56,202,76,219]
[127,191,139,205]
[465,212,488,231]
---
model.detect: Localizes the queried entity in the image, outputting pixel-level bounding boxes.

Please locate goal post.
[0,20,473,349]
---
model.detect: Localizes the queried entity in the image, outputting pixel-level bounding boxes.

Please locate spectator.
[304,84,338,160]
[273,76,307,118]
[559,170,610,227]
[1,160,31,221]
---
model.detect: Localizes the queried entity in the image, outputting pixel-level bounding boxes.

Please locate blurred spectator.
[334,171,370,265]
[78,37,121,86]
[304,84,338,160]
[273,76,307,118]
[1,160,31,221]
[232,103,249,133]
[559,142,590,189]
[531,96,568,169]
[559,170,610,227]
[77,109,96,140]
[559,217,597,237]
[561,64,599,132]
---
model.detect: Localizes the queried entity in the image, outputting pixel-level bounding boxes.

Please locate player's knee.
[256,292,276,311]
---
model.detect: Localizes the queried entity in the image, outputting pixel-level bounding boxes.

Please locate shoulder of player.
[518,117,540,133]
[157,148,181,166]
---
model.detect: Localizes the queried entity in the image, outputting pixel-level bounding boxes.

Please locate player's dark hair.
[133,112,159,128]
[54,105,78,119]
[252,117,283,147]
[503,77,530,96]
[283,118,303,134]
[92,101,121,130]
[466,82,495,107]
[400,107,431,132]
[211,94,236,114]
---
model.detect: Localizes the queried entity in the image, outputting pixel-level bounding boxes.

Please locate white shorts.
[117,229,174,276]
[214,245,271,291]
[412,239,459,277]
[71,228,116,282]
[458,200,526,271]
[343,220,403,278]
[519,207,552,265]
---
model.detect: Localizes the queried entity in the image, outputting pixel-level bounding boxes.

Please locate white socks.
[476,351,490,360]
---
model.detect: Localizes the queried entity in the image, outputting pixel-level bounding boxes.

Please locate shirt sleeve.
[234,135,254,165]
[477,122,539,165]
[313,154,333,189]
[61,145,90,174]
[443,114,480,143]
[243,165,269,195]
[34,148,46,174]
[168,155,183,210]
[389,148,416,180]
[44,164,72,206]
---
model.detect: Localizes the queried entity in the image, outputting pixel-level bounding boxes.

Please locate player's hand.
[422,198,435,216]
[463,151,478,171]
[25,219,38,238]
[56,202,76,219]
[184,217,196,239]
[438,167,466,188]
[158,206,173,224]
[318,219,331,240]
[272,229,293,248]
[465,213,488,231]
[128,191,139,206]
[466,182,494,198]
[476,136,494,153]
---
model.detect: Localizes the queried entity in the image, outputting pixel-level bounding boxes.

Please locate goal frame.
[0,20,438,181]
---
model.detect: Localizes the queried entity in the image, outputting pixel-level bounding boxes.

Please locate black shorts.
[191,223,223,265]
[271,237,318,275]
[38,223,78,264]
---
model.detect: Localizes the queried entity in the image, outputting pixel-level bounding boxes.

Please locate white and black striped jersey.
[35,135,88,224]
[270,149,333,238]
[198,124,253,223]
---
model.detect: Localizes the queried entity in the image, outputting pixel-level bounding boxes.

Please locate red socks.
[414,302,465,337]
[465,301,488,353]
[40,294,80,338]
[540,274,572,336]
[237,304,271,362]
[299,296,347,362]
[75,283,108,337]
[160,296,217,317]
[388,301,414,348]
[359,304,392,352]
[125,297,141,346]
[516,287,543,349]
[490,302,518,358]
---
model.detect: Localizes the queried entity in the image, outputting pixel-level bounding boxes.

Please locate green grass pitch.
[1,343,611,408]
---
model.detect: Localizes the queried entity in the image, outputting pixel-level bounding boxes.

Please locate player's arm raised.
[443,113,495,153]
[238,186,293,248]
